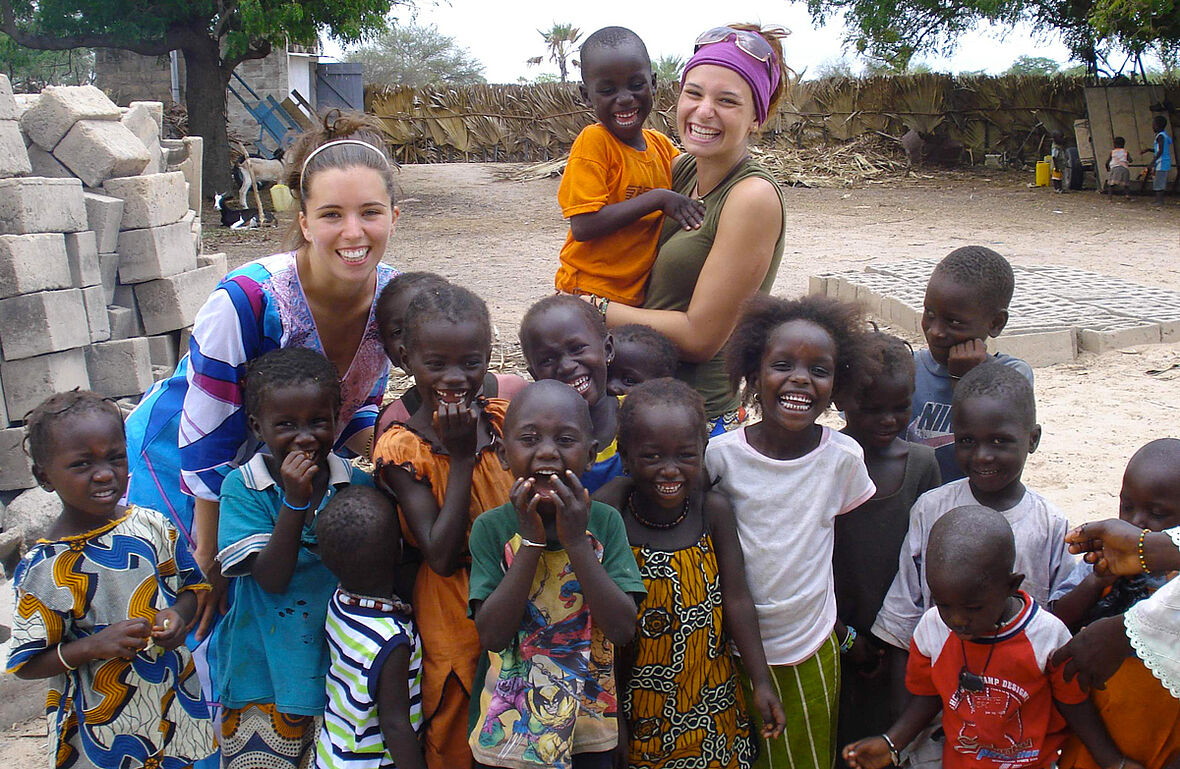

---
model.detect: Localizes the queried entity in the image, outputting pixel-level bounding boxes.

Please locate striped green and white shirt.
[316,588,422,768]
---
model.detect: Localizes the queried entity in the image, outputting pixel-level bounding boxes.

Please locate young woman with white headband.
[121,112,400,760]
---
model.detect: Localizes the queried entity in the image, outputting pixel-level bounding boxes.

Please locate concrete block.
[808,275,828,296]
[0,177,86,234]
[112,282,136,310]
[834,277,859,304]
[0,120,30,178]
[882,295,922,335]
[991,329,1077,367]
[128,101,164,134]
[85,338,152,398]
[1077,323,1163,354]
[54,120,151,187]
[102,171,186,229]
[0,369,8,425]
[64,231,100,287]
[19,84,121,150]
[196,251,227,274]
[81,285,109,343]
[135,263,224,335]
[1,348,89,420]
[190,209,202,255]
[116,220,197,283]
[98,252,118,304]
[177,326,193,359]
[0,233,71,298]
[107,305,142,340]
[12,93,39,118]
[5,486,60,546]
[181,135,202,210]
[0,74,16,121]
[146,332,179,371]
[0,288,89,360]
[0,427,34,491]
[120,102,159,147]
[83,191,124,253]
[1161,319,1180,343]
[26,143,71,178]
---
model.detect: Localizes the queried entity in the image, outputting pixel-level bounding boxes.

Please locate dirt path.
[1,163,1176,759]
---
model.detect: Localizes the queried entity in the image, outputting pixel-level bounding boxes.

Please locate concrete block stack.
[0,77,225,547]
[811,260,1180,367]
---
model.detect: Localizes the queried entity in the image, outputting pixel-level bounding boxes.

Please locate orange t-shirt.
[555,123,679,305]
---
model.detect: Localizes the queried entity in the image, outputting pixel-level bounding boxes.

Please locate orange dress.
[373,398,514,769]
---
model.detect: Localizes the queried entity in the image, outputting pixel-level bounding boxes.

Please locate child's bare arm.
[706,491,785,737]
[383,461,474,578]
[151,590,199,650]
[1058,699,1140,769]
[842,694,941,769]
[569,190,704,242]
[14,619,152,679]
[376,644,427,769]
[1050,570,1117,631]
[472,478,546,651]
[553,470,638,645]
[252,450,321,593]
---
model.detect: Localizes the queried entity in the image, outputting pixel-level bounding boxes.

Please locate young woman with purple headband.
[121,111,400,767]
[589,24,790,437]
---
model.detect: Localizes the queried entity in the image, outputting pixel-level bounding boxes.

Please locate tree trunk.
[182,37,233,199]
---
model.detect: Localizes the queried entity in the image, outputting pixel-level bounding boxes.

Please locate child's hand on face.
[550,469,591,550]
[657,190,706,231]
[753,685,786,739]
[150,607,188,651]
[279,450,319,509]
[435,401,478,459]
[842,736,893,769]
[510,476,546,544]
[87,618,152,661]
[947,338,989,379]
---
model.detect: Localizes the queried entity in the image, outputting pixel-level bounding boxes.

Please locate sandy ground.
[1,163,1177,761]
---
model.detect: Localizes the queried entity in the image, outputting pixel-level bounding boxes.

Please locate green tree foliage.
[346,24,484,87]
[0,34,92,90]
[651,54,685,83]
[0,0,397,193]
[1005,55,1061,75]
[532,23,581,83]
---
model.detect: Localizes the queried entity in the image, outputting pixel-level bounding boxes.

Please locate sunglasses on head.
[693,26,782,65]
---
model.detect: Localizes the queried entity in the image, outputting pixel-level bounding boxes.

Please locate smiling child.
[555,26,703,307]
[468,380,644,769]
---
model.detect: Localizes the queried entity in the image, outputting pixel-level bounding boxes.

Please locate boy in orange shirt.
[555,26,704,306]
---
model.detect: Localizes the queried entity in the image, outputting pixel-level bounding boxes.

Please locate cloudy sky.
[332,0,1082,81]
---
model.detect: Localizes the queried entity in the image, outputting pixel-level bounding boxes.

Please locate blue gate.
[315,63,364,113]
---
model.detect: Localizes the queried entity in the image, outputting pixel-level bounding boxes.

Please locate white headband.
[299,138,391,185]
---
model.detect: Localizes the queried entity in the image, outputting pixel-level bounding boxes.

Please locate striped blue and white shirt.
[316,588,422,768]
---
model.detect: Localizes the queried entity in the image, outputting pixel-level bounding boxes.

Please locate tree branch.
[213,0,240,42]
[222,38,271,74]
[0,0,183,54]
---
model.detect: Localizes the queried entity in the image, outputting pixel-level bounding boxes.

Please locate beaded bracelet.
[280,494,313,512]
[56,643,77,671]
[839,625,858,654]
[1138,528,1152,574]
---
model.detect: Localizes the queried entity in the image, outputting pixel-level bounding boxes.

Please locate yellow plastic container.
[1035,161,1050,187]
[270,183,295,212]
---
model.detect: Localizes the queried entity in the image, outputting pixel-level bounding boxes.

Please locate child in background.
[1055,439,1180,769]
[605,323,678,396]
[597,378,784,769]
[845,506,1137,769]
[215,348,373,769]
[316,485,425,769]
[375,272,527,434]
[521,295,623,493]
[1105,136,1132,199]
[707,295,876,769]
[1147,115,1174,206]
[906,246,1033,482]
[468,380,645,769]
[831,332,941,762]
[7,391,215,769]
[374,283,514,769]
[555,26,704,306]
[1051,130,1069,192]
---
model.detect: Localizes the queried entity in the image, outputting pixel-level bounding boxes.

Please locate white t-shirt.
[871,478,1088,650]
[705,426,875,665]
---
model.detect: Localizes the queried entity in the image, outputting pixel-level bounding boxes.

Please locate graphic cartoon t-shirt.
[467,501,644,769]
[906,591,1087,769]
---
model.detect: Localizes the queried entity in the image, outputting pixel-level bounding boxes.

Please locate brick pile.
[0,78,226,560]
[811,260,1180,367]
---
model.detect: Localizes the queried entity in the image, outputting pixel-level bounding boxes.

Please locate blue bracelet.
[280,494,312,511]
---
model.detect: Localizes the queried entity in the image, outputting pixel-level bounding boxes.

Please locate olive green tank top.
[643,155,786,417]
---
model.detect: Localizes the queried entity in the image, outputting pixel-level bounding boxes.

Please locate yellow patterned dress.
[627,533,756,769]
[5,506,214,769]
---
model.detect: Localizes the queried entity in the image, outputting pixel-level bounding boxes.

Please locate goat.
[235,153,284,210]
[214,192,262,229]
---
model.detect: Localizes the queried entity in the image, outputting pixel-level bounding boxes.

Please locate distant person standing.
[1147,115,1174,206]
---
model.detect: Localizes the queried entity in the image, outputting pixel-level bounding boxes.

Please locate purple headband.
[682,39,779,124]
